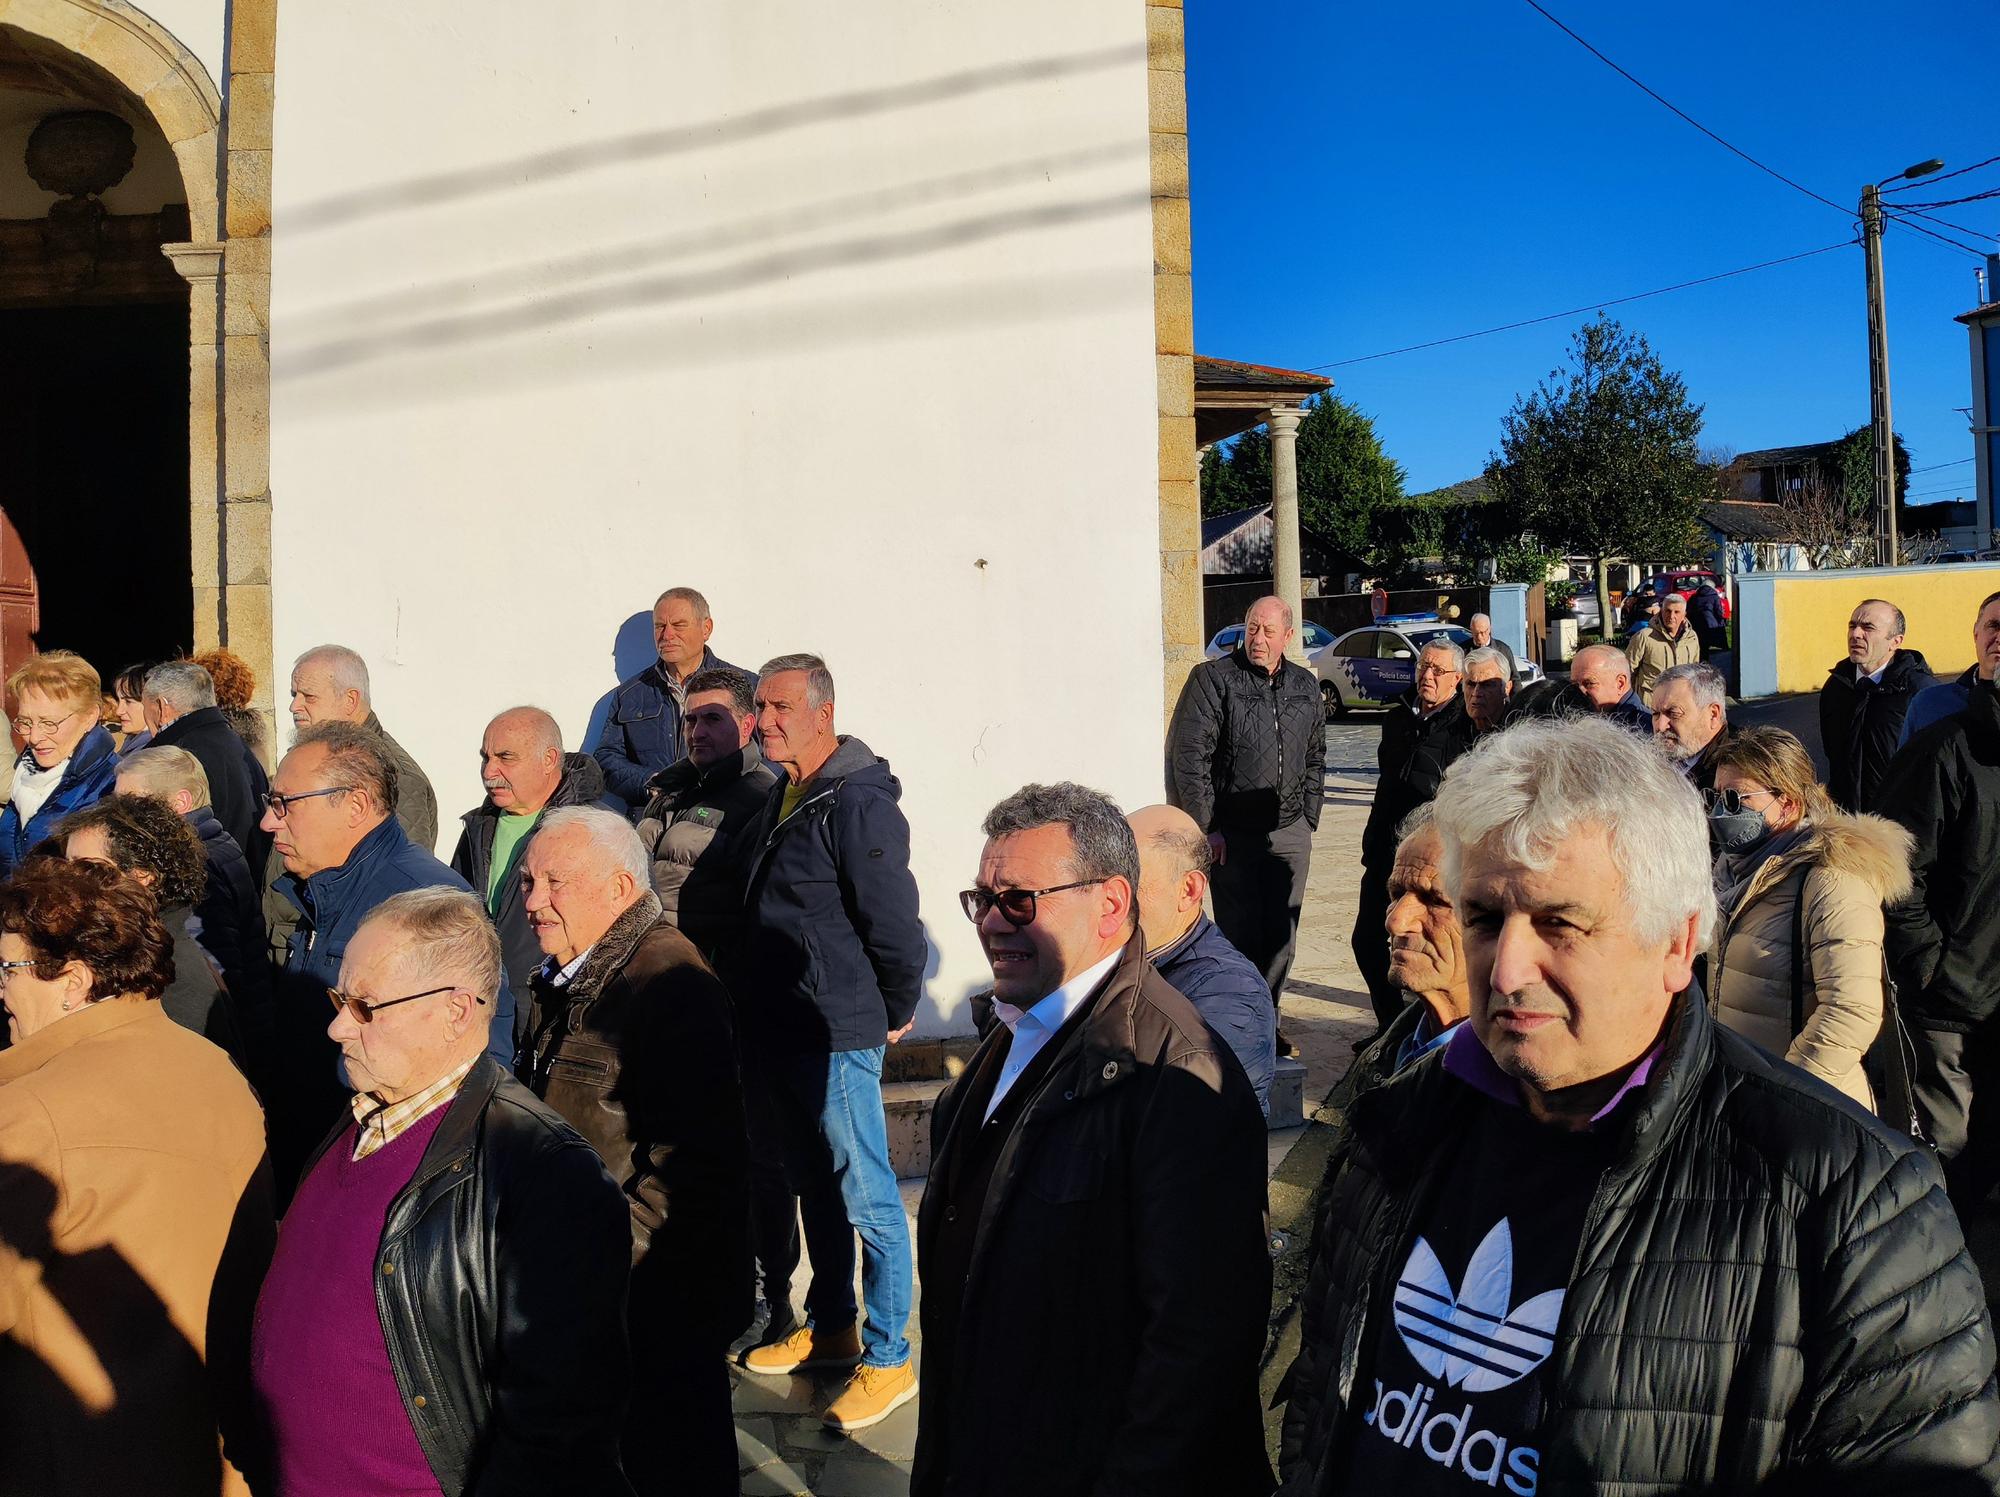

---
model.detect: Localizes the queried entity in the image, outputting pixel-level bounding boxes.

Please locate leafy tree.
[1200,426,1270,517]
[1199,394,1407,560]
[1483,316,1710,634]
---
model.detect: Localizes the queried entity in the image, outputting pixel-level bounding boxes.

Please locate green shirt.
[487,811,540,913]
[781,779,810,822]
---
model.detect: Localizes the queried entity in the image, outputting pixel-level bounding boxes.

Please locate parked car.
[1308,619,1541,719]
[1204,620,1336,660]
[1648,569,1731,620]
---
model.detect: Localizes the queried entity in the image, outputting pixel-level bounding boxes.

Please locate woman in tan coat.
[1706,727,1912,1111]
[0,857,271,1496]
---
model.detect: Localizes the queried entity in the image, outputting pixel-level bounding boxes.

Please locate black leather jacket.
[300,1056,637,1497]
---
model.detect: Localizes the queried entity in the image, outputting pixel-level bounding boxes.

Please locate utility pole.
[1861,182,1897,566]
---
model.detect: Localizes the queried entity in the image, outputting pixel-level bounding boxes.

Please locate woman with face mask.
[1706,726,1912,1111]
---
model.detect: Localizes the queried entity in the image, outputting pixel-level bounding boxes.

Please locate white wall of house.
[264,2,1166,1035]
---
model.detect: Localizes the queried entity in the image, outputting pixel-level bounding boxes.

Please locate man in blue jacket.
[261,721,513,1194]
[1126,803,1275,1112]
[1899,589,2000,746]
[731,653,925,1436]
[594,586,749,815]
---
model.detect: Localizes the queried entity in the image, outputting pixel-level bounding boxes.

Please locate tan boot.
[822,1359,917,1431]
[741,1321,863,1376]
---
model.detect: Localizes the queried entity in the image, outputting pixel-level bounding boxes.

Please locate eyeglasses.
[264,786,348,818]
[1705,787,1778,814]
[0,958,41,984]
[1415,664,1459,680]
[958,879,1102,927]
[327,984,486,1023]
[11,708,79,737]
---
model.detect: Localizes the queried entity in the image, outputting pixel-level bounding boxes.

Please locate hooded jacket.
[1820,647,1937,811]
[151,706,272,876]
[726,736,925,1053]
[1709,810,1913,1109]
[0,725,118,876]
[1166,648,1325,834]
[1277,991,2000,1494]
[1876,680,2000,1032]
[635,741,779,957]
[451,753,610,1020]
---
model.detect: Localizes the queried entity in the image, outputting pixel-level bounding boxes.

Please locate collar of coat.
[1228,646,1311,688]
[535,890,664,1004]
[650,740,766,801]
[1720,808,1917,924]
[0,992,158,1083]
[969,928,1158,1109]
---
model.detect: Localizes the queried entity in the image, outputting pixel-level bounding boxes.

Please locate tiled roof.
[1731,441,1841,469]
[1702,500,1803,542]
[1193,356,1333,393]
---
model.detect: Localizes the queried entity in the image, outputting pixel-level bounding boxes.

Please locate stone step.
[1268,1056,1308,1128]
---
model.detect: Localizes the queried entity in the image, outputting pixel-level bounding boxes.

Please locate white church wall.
[266,2,1165,1036]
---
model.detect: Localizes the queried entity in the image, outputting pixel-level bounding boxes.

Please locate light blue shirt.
[984,948,1121,1122]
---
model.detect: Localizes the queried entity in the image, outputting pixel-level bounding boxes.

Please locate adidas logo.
[1363,1379,1540,1495]
[1393,1219,1562,1392]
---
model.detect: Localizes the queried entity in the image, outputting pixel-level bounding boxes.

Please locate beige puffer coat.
[1709,810,1913,1110]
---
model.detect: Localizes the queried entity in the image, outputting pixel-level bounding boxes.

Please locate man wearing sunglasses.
[262,722,514,1197]
[913,782,1271,1497]
[253,888,636,1497]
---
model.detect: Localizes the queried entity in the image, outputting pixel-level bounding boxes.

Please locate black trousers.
[1911,1024,2000,1212]
[1210,817,1313,1005]
[740,1058,802,1321]
[1350,863,1399,1030]
[625,1339,739,1497]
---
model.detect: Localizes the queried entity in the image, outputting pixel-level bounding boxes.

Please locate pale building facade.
[0,0,1200,1034]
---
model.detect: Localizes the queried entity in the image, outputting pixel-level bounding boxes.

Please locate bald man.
[451,706,615,1028]
[1129,804,1277,1111]
[1559,643,1654,734]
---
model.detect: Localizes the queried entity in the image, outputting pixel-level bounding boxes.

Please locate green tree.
[1294,393,1407,558]
[1483,316,1710,634]
[1200,426,1270,517]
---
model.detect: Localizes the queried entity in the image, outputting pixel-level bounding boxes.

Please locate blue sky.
[1185,1,1993,501]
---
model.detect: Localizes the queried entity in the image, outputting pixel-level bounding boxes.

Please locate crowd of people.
[0,578,1997,1495]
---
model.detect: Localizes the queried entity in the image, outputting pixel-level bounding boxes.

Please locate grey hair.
[115,746,212,809]
[759,653,836,711]
[360,887,503,1013]
[538,806,651,885]
[685,667,754,717]
[1469,612,1492,629]
[1661,592,1688,607]
[1394,800,1436,847]
[1654,662,1727,715]
[143,660,216,713]
[1571,643,1630,681]
[1461,646,1509,677]
[655,586,712,622]
[1244,594,1295,630]
[982,782,1140,915]
[1431,716,1715,948]
[292,721,399,815]
[487,705,563,758]
[1420,639,1466,673]
[295,644,372,706]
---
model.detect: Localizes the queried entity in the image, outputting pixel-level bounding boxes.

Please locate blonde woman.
[1706,726,1911,1111]
[0,651,119,877]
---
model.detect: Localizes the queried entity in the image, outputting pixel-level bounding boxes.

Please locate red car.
[1649,570,1731,621]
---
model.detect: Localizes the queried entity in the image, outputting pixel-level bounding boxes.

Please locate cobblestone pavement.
[726,723,1382,1493]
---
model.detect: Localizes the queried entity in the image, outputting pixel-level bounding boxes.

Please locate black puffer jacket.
[1277,992,2000,1494]
[1166,649,1325,833]
[1360,691,1475,869]
[1876,680,2000,1032]
[1821,648,1937,811]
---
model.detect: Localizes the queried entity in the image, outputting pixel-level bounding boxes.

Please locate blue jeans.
[767,1045,913,1368]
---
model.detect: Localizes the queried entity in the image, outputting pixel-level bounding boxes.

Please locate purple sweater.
[252,1111,450,1497]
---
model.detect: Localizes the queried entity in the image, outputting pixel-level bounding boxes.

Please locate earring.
[60,999,75,1012]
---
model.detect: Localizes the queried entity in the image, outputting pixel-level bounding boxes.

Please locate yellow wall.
[1769,566,2000,693]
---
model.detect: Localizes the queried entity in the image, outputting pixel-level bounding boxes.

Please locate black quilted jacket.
[1278,992,2000,1495]
[1166,649,1325,833]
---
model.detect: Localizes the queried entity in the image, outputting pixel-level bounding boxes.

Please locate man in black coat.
[1352,639,1474,1028]
[450,706,611,1040]
[915,782,1271,1497]
[1878,656,2000,1212]
[516,810,750,1497]
[1166,596,1324,1045]
[143,660,271,874]
[1280,717,1999,1494]
[1821,597,1936,811]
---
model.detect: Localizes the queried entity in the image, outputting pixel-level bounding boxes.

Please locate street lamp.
[1861,157,1944,565]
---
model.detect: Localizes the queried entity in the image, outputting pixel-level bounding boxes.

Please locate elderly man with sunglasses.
[912,782,1271,1497]
[261,721,514,1197]
[252,887,637,1497]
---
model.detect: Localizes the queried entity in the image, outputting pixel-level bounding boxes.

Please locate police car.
[1203,620,1337,660]
[1309,616,1542,719]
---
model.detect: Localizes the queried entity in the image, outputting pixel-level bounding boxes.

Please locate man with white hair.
[144,659,270,871]
[1460,645,1514,733]
[1626,590,1702,705]
[289,643,438,849]
[251,888,635,1496]
[1465,612,1519,682]
[595,586,749,815]
[517,808,750,1497]
[1279,718,1999,1492]
[1650,661,1732,793]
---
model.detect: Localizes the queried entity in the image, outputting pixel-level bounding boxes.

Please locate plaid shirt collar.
[350,1056,478,1161]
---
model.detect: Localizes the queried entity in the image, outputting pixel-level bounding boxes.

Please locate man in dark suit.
[144,660,271,873]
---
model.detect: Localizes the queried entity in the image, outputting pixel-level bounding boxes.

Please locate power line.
[1894,188,2000,211]
[1518,0,1848,215]
[1911,457,1976,473]
[1894,205,1996,243]
[1884,154,2000,193]
[1888,215,1986,258]
[1306,240,1854,371]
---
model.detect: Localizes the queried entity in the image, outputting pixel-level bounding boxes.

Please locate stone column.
[162,241,226,650]
[1267,404,1306,660]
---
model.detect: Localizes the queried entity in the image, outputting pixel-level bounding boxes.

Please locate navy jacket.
[151,705,273,876]
[186,806,274,1061]
[728,736,925,1053]
[0,725,119,876]
[592,648,749,813]
[1152,915,1276,1113]
[1900,664,1981,748]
